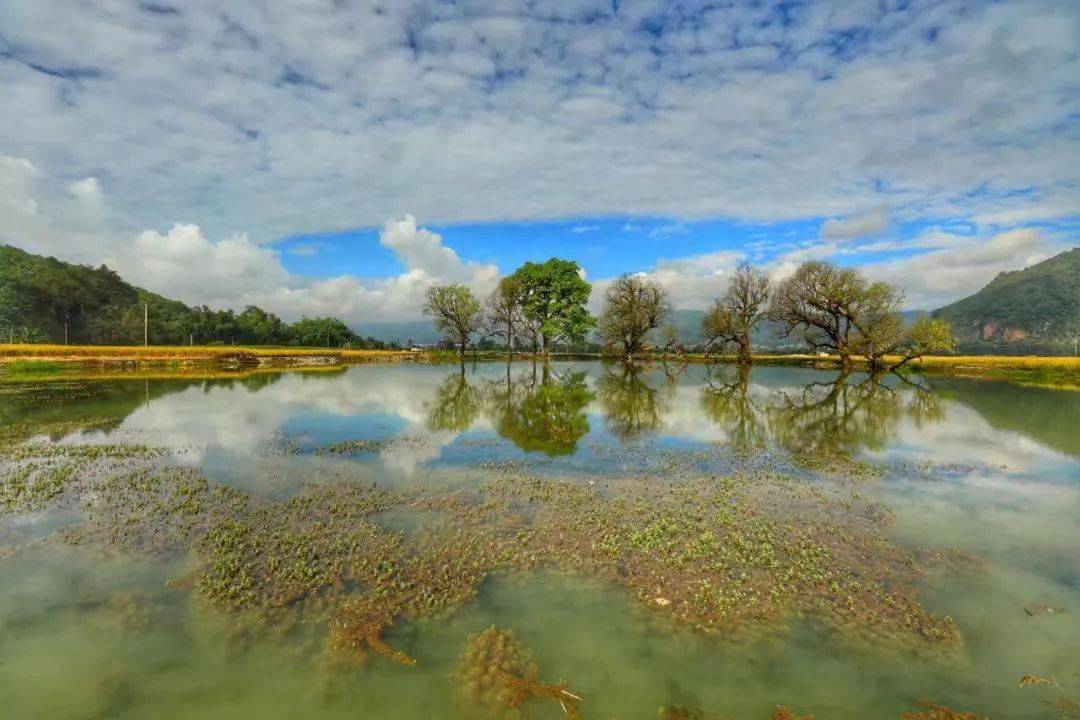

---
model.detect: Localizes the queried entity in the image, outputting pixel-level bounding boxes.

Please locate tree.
[889,317,957,371]
[485,276,524,359]
[423,284,484,360]
[290,316,359,347]
[702,262,770,365]
[511,259,593,357]
[770,261,898,368]
[596,274,670,359]
[0,279,24,342]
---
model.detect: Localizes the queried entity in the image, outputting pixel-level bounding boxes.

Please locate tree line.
[425,257,956,371]
[0,244,396,349]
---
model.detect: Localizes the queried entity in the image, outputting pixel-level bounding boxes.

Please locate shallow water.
[1,361,1077,719]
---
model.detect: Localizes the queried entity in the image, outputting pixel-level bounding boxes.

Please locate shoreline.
[1,344,1077,388]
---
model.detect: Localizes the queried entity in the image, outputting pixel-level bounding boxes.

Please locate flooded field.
[1,361,1077,719]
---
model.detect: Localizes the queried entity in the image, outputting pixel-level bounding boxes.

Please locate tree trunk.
[737,331,751,365]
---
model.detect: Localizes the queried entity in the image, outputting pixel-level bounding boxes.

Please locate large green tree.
[511,258,593,357]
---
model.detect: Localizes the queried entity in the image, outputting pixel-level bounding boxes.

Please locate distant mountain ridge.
[933,247,1079,351]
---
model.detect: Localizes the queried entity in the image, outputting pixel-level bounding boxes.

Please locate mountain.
[934,248,1080,352]
[0,244,390,348]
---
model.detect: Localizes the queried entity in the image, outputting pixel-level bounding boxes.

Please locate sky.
[1,0,1078,325]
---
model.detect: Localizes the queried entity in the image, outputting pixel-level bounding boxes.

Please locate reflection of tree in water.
[485,363,593,456]
[595,362,676,440]
[699,364,767,454]
[766,371,944,456]
[697,366,946,457]
[427,369,482,432]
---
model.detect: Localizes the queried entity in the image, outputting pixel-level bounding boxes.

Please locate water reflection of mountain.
[926,376,1080,458]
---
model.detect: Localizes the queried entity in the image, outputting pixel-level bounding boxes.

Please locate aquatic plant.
[772,707,814,720]
[454,626,582,719]
[326,596,415,666]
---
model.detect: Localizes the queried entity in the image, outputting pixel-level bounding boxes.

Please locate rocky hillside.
[933,247,1079,352]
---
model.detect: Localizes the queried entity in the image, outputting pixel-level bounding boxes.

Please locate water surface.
[1,362,1077,719]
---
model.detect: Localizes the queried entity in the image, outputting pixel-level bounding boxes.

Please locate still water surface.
[1,362,1077,719]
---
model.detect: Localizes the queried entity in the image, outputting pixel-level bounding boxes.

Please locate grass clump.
[6,359,64,374]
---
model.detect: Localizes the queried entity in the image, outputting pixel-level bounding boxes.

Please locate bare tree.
[770,261,883,368]
[702,262,770,365]
[597,274,671,359]
[485,276,523,359]
[423,284,484,361]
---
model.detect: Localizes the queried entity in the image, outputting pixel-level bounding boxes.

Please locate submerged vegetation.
[1,361,1068,718]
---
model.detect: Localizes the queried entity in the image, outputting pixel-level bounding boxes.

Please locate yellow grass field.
[0,344,422,363]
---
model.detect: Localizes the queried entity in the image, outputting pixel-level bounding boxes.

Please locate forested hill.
[0,244,390,347]
[933,247,1079,353]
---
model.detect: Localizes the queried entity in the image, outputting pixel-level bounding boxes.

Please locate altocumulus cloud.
[0,1,1077,316]
[0,0,1077,241]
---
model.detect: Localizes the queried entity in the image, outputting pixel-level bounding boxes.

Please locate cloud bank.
[0,156,497,322]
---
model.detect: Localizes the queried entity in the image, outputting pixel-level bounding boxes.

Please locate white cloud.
[0,1,1075,241]
[594,248,745,311]
[0,156,497,322]
[821,209,889,240]
[860,228,1063,309]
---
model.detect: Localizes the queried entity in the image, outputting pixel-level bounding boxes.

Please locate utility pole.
[144,302,148,347]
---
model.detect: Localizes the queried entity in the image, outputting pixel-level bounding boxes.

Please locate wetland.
[1,361,1077,719]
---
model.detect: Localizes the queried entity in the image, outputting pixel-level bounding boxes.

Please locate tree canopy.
[702,262,770,365]
[510,258,593,356]
[423,284,484,358]
[597,273,670,359]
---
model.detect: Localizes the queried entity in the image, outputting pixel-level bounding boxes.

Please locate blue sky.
[0,0,1076,319]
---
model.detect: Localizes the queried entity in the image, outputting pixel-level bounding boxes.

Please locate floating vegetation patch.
[0,429,965,697]
[454,626,582,719]
[314,435,428,456]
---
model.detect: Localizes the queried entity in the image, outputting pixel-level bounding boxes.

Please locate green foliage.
[510,258,593,354]
[0,244,386,347]
[934,247,1080,349]
[288,316,359,347]
[424,284,484,356]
